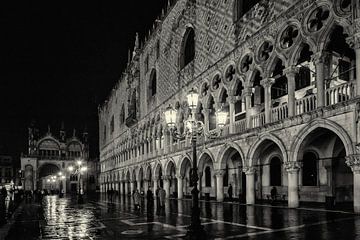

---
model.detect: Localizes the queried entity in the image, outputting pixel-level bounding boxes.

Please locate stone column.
[177,175,184,199]
[244,167,256,205]
[284,66,299,117]
[120,181,124,195]
[144,180,149,194]
[163,175,171,198]
[286,161,300,208]
[228,96,236,134]
[244,86,253,129]
[130,181,135,194]
[313,52,325,107]
[346,155,360,213]
[153,177,158,197]
[203,109,210,141]
[260,78,275,124]
[215,170,225,202]
[124,182,128,195]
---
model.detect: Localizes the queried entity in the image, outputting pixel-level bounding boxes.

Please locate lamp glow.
[68,166,74,172]
[164,105,177,129]
[77,160,82,166]
[186,88,199,110]
[215,108,228,128]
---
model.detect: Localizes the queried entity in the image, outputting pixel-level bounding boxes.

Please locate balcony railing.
[271,104,288,122]
[251,112,265,128]
[295,94,317,115]
[234,119,246,133]
[325,82,354,106]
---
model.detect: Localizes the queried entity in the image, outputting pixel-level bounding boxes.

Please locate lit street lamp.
[68,159,87,203]
[164,88,227,240]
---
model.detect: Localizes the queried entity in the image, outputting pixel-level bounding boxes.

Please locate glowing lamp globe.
[164,105,177,129]
[187,89,199,110]
[68,166,74,172]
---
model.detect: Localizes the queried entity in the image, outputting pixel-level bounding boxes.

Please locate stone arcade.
[99,0,360,212]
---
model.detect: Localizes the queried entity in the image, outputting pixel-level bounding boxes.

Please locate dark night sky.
[0,1,167,162]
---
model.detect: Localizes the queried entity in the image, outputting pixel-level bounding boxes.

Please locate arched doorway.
[198,153,215,199]
[250,138,286,201]
[179,157,192,198]
[219,146,244,201]
[38,163,61,193]
[165,161,177,197]
[297,127,352,204]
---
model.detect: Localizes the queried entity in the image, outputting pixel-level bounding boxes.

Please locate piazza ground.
[3,194,360,239]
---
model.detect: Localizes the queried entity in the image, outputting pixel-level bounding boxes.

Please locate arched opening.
[149,69,157,97]
[251,139,285,200]
[270,156,282,186]
[179,157,192,197]
[324,25,355,105]
[297,127,352,204]
[234,80,246,121]
[166,161,177,197]
[219,88,230,125]
[155,164,163,188]
[205,167,211,187]
[271,58,287,104]
[219,147,245,202]
[208,95,217,131]
[295,44,313,91]
[24,165,34,191]
[38,163,61,193]
[180,27,195,69]
[138,168,144,191]
[198,153,215,199]
[251,70,264,107]
[126,171,131,194]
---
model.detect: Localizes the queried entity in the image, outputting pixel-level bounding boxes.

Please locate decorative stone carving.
[346,155,360,173]
[243,166,256,175]
[307,6,330,32]
[214,169,225,177]
[285,161,300,173]
[260,78,275,88]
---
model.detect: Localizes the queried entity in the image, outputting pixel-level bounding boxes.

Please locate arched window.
[302,152,318,186]
[120,104,125,125]
[205,167,211,187]
[270,157,282,186]
[208,96,216,131]
[180,28,195,69]
[150,69,157,97]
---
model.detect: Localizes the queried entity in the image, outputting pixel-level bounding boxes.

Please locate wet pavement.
[4,194,360,239]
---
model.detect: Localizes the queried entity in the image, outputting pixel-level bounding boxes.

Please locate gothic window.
[120,105,125,125]
[258,41,273,62]
[156,40,160,59]
[280,26,299,49]
[302,152,318,186]
[110,115,114,133]
[150,69,157,97]
[180,27,195,69]
[307,6,330,32]
[205,167,211,187]
[208,96,217,131]
[270,157,282,186]
[128,89,137,118]
[271,59,287,99]
[103,126,106,142]
[144,55,149,73]
[240,55,253,73]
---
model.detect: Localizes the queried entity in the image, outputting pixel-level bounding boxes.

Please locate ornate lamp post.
[164,88,227,240]
[68,159,87,203]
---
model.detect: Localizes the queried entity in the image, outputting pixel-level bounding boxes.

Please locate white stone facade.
[99,0,360,212]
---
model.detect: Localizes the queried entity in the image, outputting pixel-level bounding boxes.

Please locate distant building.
[20,122,91,193]
[98,0,360,213]
[0,155,14,186]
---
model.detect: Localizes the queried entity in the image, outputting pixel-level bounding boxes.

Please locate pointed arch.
[217,142,245,170]
[179,26,195,69]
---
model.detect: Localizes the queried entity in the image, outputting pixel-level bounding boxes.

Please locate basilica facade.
[21,123,89,193]
[98,0,360,212]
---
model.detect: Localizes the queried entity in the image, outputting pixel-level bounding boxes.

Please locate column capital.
[346,155,360,173]
[176,174,185,180]
[311,51,332,65]
[214,169,225,177]
[228,95,237,104]
[243,166,256,175]
[285,161,300,173]
[243,87,253,97]
[260,78,275,88]
[163,175,171,181]
[283,66,299,77]
[346,33,360,49]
